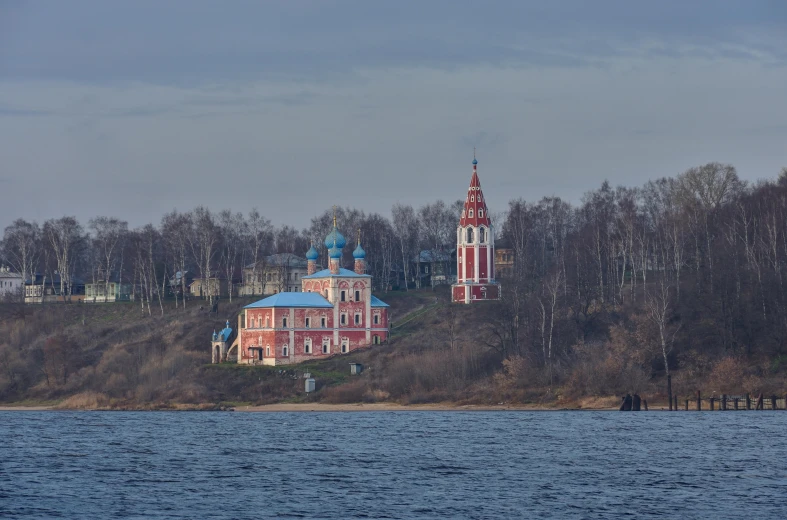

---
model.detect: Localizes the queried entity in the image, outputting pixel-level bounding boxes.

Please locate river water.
[2,411,786,519]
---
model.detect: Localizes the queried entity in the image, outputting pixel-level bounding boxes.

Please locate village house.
[0,266,23,297]
[216,219,389,366]
[85,272,133,303]
[240,253,309,296]
[189,274,230,299]
[495,240,514,279]
[411,249,456,288]
[24,273,86,303]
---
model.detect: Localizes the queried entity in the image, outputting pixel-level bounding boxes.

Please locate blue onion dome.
[472,157,478,165]
[324,226,347,250]
[328,246,343,259]
[305,244,319,261]
[353,243,366,260]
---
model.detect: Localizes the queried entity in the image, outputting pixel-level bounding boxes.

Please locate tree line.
[0,201,466,313]
[489,163,787,394]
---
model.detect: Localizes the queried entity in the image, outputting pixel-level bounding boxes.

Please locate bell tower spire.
[451,153,501,304]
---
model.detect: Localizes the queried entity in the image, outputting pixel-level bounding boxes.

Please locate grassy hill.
[1,286,785,409]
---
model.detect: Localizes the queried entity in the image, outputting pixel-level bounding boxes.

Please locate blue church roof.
[213,320,233,342]
[305,244,319,261]
[303,267,370,279]
[370,295,389,308]
[324,226,347,250]
[244,292,333,309]
[353,243,366,259]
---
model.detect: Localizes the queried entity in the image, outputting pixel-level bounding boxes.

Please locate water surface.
[2,411,786,519]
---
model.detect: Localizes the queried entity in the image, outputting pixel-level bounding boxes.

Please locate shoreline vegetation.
[3,164,787,412]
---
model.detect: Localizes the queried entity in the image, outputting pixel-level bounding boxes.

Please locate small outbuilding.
[349,362,363,375]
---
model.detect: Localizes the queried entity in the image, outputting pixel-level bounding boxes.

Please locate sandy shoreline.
[0,402,624,412]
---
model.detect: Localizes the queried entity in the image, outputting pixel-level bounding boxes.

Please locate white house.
[0,266,23,297]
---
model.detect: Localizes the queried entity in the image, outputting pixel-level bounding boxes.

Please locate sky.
[1,0,786,230]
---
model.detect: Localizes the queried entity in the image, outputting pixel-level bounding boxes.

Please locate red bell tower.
[451,154,501,304]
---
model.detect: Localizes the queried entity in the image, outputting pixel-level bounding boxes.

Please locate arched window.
[355,290,360,301]
[341,341,348,353]
[479,209,484,218]
[466,227,474,243]
[479,227,486,243]
[282,345,288,356]
[305,339,312,354]
[468,209,474,218]
[471,195,475,202]
[322,341,329,354]
[266,345,270,357]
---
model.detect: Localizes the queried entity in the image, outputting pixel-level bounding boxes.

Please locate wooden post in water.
[771,395,778,411]
[696,390,701,411]
[643,399,649,411]
[710,397,715,411]
[632,394,641,411]
[684,399,689,411]
[674,396,678,411]
[746,393,751,410]
[734,398,739,410]
[756,393,763,410]
[667,375,673,411]
[722,394,727,411]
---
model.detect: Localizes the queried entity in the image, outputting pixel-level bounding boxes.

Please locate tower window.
[480,227,486,243]
[479,209,484,217]
[468,209,474,218]
[466,228,474,243]
[471,195,475,202]
[355,290,360,301]
[305,317,311,328]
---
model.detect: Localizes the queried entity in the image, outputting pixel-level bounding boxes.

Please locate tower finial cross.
[332,205,337,228]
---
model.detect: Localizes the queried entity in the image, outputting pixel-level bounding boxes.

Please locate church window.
[322,341,330,354]
[373,314,379,325]
[321,316,327,327]
[341,290,346,302]
[355,290,360,301]
[282,345,288,356]
[305,317,311,328]
[341,313,347,325]
[266,345,270,357]
[471,195,475,202]
[466,228,474,243]
[468,209,474,218]
[479,209,484,218]
[282,317,288,328]
[305,339,312,354]
[480,227,486,243]
[265,317,270,328]
[341,340,348,353]
[324,289,329,298]
[354,313,361,325]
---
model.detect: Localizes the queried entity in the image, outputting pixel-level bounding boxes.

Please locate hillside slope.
[1,286,785,409]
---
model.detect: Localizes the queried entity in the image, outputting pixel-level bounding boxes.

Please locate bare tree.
[88,217,128,301]
[161,211,192,309]
[1,219,41,288]
[391,203,420,290]
[188,207,219,304]
[43,217,84,302]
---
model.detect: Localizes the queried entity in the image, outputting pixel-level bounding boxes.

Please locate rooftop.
[370,295,389,308]
[244,292,334,309]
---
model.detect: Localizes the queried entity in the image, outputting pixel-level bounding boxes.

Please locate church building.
[229,219,389,365]
[452,155,501,303]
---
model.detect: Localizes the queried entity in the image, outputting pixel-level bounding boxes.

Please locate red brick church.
[452,155,501,303]
[230,218,390,365]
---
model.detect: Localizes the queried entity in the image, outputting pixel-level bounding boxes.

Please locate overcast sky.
[1,1,786,230]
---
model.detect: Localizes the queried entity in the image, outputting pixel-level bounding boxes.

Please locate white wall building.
[0,266,23,297]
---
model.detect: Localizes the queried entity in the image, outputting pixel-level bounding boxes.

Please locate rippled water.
[2,411,787,519]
